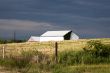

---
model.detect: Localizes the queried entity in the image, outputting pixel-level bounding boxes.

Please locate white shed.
[28,36,40,42]
[40,30,79,42]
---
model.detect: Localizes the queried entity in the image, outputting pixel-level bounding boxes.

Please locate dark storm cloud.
[0,0,110,39]
[0,19,65,39]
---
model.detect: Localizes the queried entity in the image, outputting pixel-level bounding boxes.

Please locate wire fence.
[0,39,110,59]
[0,41,87,59]
[0,40,110,73]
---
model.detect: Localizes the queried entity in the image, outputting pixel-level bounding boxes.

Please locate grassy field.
[25,64,110,73]
[0,38,110,56]
[0,38,110,73]
[0,64,109,73]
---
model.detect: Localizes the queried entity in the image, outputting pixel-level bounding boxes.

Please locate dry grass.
[69,64,110,73]
[0,38,110,73]
[0,38,110,56]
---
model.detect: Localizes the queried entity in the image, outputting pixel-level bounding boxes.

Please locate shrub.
[83,40,110,58]
[58,40,110,65]
[82,40,110,64]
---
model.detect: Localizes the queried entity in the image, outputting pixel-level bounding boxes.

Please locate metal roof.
[41,30,71,37]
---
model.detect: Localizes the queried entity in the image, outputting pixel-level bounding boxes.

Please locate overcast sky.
[0,0,110,39]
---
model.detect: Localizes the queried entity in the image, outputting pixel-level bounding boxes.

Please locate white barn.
[28,30,79,42]
[40,30,79,42]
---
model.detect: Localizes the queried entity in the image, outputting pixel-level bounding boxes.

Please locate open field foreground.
[0,38,110,56]
[19,64,110,73]
[0,38,110,73]
[0,64,109,73]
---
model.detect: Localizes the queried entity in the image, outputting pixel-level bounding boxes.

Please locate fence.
[0,40,110,73]
[0,41,86,59]
[0,39,109,59]
[0,46,15,59]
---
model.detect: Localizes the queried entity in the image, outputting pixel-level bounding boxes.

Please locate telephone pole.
[13,30,16,42]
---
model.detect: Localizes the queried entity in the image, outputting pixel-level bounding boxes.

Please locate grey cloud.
[0,0,110,19]
[0,0,110,39]
[0,19,64,31]
[0,19,66,39]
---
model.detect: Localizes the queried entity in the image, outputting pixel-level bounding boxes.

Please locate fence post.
[81,52,84,65]
[2,46,5,59]
[55,42,58,63]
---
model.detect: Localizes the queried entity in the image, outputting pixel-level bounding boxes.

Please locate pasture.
[0,38,110,56]
[0,38,110,73]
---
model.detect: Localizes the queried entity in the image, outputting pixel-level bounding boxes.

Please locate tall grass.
[0,38,110,56]
[0,40,109,73]
[58,40,110,65]
[58,51,110,65]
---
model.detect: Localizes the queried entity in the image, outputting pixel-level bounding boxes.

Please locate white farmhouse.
[28,30,79,42]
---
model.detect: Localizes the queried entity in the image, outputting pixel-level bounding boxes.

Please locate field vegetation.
[0,38,110,73]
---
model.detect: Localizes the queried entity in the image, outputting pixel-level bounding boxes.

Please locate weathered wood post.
[55,42,58,63]
[2,46,5,59]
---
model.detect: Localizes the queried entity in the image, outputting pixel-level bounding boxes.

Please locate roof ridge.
[41,30,72,37]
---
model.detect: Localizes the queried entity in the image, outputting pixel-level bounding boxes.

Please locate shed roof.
[41,30,71,37]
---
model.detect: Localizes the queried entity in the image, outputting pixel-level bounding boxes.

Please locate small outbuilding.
[28,36,40,42]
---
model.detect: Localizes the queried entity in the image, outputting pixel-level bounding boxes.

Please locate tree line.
[0,39,26,44]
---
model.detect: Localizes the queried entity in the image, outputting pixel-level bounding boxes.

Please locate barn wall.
[40,37,64,42]
[70,32,79,40]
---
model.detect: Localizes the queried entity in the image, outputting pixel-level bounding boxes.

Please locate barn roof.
[41,30,72,37]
